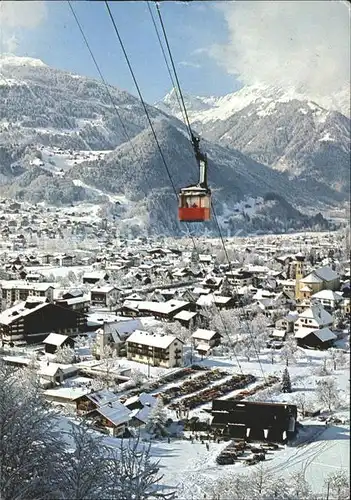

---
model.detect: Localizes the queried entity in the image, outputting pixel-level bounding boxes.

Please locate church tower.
[294,252,305,301]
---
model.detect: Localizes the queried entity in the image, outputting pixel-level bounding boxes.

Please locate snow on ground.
[27,265,92,279]
[72,179,129,205]
[149,423,349,496]
[51,344,349,497]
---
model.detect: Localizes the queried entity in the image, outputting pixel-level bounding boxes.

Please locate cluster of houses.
[0,196,350,439]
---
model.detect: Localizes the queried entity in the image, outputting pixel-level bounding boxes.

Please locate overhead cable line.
[146,1,187,127]
[104,0,182,198]
[153,1,271,389]
[104,0,244,374]
[68,0,132,147]
[154,1,193,142]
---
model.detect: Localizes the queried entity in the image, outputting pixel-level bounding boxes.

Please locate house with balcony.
[310,289,343,312]
[0,280,55,310]
[126,330,183,368]
[0,298,87,344]
[191,328,222,355]
[90,286,119,307]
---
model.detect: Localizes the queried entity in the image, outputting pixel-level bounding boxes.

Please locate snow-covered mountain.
[0,55,343,235]
[157,83,350,124]
[157,84,350,198]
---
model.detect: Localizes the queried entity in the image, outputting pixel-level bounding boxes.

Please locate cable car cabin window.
[178,192,211,222]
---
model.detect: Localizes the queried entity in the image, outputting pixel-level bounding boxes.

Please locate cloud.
[0,1,47,53]
[210,0,350,97]
[178,60,201,69]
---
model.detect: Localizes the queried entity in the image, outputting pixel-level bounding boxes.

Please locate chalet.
[341,297,351,315]
[39,363,64,387]
[294,304,333,333]
[90,286,119,307]
[200,276,223,290]
[0,280,55,308]
[226,270,253,287]
[211,400,297,443]
[126,330,183,368]
[191,328,221,354]
[122,299,192,321]
[275,310,299,334]
[82,271,109,284]
[94,318,142,357]
[196,294,235,310]
[124,392,158,427]
[0,299,87,344]
[43,333,75,354]
[173,310,199,329]
[295,327,337,349]
[90,401,131,437]
[310,290,343,312]
[55,294,90,313]
[75,389,119,415]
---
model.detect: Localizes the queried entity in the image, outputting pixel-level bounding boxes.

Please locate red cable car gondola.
[178,134,211,222]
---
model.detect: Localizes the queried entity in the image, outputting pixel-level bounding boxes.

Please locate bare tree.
[105,438,175,499]
[279,337,300,366]
[0,363,65,500]
[324,469,350,500]
[55,345,75,364]
[57,422,109,500]
[327,348,348,371]
[316,377,340,411]
[288,471,312,499]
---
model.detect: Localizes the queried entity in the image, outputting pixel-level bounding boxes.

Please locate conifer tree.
[281,367,292,393]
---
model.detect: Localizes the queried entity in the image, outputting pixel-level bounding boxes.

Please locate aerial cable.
[153,2,271,387]
[146,1,187,127]
[104,0,181,199]
[68,0,132,148]
[153,1,194,142]
[105,0,268,385]
[104,0,244,374]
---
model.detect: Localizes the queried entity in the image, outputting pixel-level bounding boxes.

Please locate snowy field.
[150,423,349,497]
[55,344,350,498]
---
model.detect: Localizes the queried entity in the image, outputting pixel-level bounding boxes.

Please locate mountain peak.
[0,54,47,68]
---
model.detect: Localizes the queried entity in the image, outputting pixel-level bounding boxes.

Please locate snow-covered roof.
[58,295,90,305]
[130,405,151,424]
[91,286,116,293]
[39,363,63,377]
[123,299,189,315]
[193,287,211,295]
[214,296,232,304]
[87,389,119,407]
[43,333,69,346]
[300,285,312,292]
[313,327,337,342]
[192,328,217,341]
[301,266,339,284]
[285,311,299,322]
[83,271,107,279]
[173,310,198,321]
[0,300,48,326]
[299,304,333,325]
[126,330,181,349]
[300,273,324,284]
[295,326,336,342]
[0,280,54,291]
[311,290,343,301]
[196,343,211,352]
[271,329,286,339]
[196,295,214,307]
[314,266,339,282]
[95,401,131,426]
[44,386,90,401]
